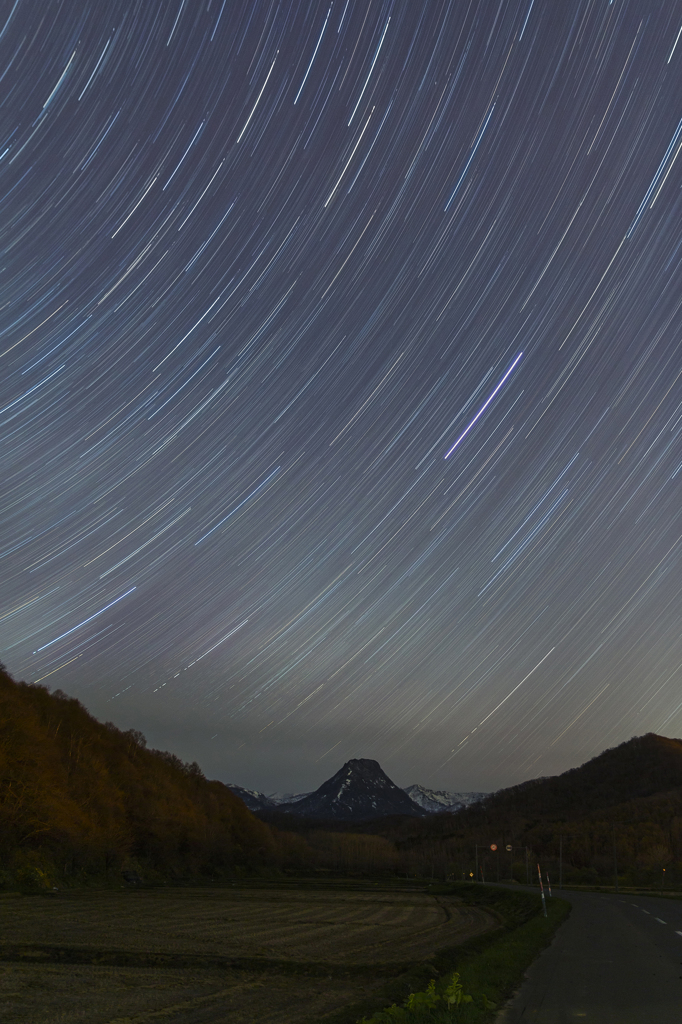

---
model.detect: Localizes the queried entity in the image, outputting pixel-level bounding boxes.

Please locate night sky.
[4,1,682,795]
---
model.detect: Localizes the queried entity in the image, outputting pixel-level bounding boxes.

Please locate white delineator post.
[537,863,547,917]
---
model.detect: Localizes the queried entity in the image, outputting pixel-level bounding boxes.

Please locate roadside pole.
[490,842,499,882]
[559,834,579,889]
[537,863,547,917]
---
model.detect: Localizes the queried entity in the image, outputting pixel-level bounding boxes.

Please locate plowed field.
[0,883,497,1024]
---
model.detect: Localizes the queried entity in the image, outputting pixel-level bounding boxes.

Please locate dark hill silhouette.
[462,733,682,826]
[278,758,423,821]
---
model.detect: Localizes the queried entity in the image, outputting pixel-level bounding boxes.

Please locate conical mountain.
[287,758,422,820]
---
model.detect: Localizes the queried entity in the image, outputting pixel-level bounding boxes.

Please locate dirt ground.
[0,883,496,1023]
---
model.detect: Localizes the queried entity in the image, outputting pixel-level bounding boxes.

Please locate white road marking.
[655,917,666,924]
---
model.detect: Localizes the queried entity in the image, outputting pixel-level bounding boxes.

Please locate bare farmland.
[0,883,496,1023]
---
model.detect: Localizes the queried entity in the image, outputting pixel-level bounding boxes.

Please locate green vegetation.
[358,975,475,1022]
[353,890,569,1023]
[445,888,569,1021]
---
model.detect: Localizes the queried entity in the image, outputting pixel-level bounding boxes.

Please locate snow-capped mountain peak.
[283,758,423,821]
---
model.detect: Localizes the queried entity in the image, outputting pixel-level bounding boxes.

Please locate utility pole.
[475,844,494,884]
[559,834,580,890]
[507,846,526,883]
[525,846,529,885]
[612,828,619,894]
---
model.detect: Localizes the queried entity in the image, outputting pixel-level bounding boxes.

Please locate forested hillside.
[468,733,682,822]
[0,666,304,887]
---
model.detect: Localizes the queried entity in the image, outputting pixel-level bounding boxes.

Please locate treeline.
[391,806,682,887]
[372,734,682,887]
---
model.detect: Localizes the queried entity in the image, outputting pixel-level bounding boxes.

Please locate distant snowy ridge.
[225,784,271,812]
[267,791,312,805]
[225,785,312,811]
[403,784,487,813]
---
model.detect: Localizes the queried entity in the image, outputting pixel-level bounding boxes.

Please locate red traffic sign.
[490,844,497,851]
[506,845,513,852]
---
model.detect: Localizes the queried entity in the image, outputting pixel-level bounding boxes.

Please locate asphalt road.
[499,888,682,1023]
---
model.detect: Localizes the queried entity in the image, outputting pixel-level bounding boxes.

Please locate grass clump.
[318,884,570,1024]
[358,974,481,1022]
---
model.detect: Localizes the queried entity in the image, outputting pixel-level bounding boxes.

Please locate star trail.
[3,1,682,794]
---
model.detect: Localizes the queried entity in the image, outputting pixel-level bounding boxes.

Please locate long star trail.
[444,352,523,458]
[2,1,682,794]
